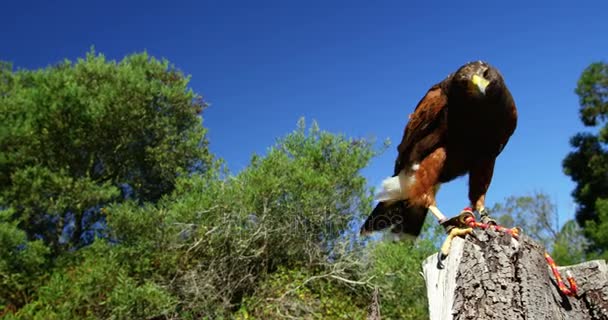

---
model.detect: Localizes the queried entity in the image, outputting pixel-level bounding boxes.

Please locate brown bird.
[360,61,518,250]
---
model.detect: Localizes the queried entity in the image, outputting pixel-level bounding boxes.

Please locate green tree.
[582,199,608,259]
[491,192,588,265]
[364,240,436,320]
[157,119,378,317]
[563,62,608,254]
[0,49,211,250]
[10,119,382,318]
[0,49,212,309]
[0,208,50,314]
[235,240,437,320]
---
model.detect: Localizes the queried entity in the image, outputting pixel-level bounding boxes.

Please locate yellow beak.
[472,74,490,95]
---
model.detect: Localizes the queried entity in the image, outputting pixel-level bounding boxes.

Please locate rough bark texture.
[423,229,608,320]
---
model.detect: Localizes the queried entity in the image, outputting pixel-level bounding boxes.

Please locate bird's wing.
[394,83,449,175]
[497,98,518,155]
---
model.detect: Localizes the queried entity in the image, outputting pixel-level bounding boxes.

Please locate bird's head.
[451,61,505,99]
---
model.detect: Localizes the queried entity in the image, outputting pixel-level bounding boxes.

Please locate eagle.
[360,61,518,247]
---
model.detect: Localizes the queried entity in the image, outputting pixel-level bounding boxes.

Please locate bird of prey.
[360,61,518,256]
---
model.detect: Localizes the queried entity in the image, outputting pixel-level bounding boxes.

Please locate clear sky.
[2,0,607,227]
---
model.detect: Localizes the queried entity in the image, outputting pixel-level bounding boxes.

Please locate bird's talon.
[480,215,497,225]
[509,227,520,238]
[437,248,449,269]
[442,224,455,234]
[441,209,474,232]
[479,208,497,225]
[438,226,473,266]
[437,255,445,269]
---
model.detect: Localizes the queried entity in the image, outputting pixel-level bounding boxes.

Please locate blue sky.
[2,0,607,227]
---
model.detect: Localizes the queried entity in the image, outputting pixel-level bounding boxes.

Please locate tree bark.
[422,229,608,320]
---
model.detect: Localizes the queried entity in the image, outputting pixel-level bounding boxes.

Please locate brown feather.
[394,84,449,175]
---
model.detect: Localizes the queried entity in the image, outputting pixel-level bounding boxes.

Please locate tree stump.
[422,229,608,319]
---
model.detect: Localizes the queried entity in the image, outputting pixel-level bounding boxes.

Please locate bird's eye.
[483,69,490,78]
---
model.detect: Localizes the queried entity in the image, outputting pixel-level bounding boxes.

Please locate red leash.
[461,208,578,297]
[544,253,578,296]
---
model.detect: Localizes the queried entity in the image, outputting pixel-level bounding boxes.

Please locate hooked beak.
[471,74,490,95]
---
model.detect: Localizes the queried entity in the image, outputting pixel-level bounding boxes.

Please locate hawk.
[360,61,518,250]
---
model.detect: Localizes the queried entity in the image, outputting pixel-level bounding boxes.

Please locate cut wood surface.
[422,229,608,320]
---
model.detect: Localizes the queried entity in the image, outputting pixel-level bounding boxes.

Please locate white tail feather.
[375,171,411,202]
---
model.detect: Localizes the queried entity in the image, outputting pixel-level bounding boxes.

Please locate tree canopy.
[563,61,608,256]
[0,49,214,313]
[1,50,212,253]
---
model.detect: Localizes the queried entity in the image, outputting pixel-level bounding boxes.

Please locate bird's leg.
[473,194,496,225]
[436,208,475,268]
[404,147,475,266]
[469,160,497,225]
[478,207,496,225]
[428,205,447,223]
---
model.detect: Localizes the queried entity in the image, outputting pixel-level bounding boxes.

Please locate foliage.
[13,241,176,319]
[552,220,590,265]
[236,264,369,319]
[4,117,381,318]
[159,119,378,317]
[491,192,588,265]
[0,209,50,311]
[365,240,436,320]
[581,199,608,259]
[235,234,436,320]
[574,62,608,127]
[563,61,608,254]
[0,48,212,255]
[0,49,212,311]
